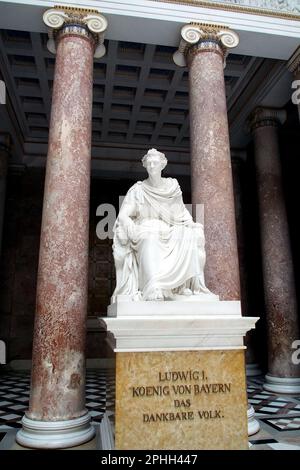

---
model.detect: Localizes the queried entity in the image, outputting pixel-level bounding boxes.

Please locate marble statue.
[112,148,214,302]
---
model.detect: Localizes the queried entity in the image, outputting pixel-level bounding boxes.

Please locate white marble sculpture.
[112,148,215,302]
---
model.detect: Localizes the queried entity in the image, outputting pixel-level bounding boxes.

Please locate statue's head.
[142,148,168,171]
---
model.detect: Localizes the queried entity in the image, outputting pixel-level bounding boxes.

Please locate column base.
[247,405,260,436]
[99,413,114,450]
[263,374,300,394]
[246,363,262,377]
[16,412,95,449]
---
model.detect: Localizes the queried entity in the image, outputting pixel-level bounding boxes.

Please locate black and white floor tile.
[247,376,300,450]
[0,370,115,433]
[0,370,300,450]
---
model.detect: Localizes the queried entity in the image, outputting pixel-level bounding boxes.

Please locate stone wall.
[0,168,40,360]
[0,169,123,361]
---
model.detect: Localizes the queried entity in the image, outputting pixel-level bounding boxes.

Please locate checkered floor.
[0,369,115,434]
[247,376,300,450]
[0,370,300,449]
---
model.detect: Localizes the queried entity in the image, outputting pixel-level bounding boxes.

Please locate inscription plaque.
[115,349,248,449]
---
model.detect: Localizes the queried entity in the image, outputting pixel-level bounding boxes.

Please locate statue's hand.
[187,221,203,229]
[116,225,128,245]
[127,220,140,243]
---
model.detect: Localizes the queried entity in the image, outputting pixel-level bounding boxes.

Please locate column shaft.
[252,112,300,381]
[28,33,94,420]
[188,47,240,300]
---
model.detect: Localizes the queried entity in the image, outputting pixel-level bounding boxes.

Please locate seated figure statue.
[112,148,213,302]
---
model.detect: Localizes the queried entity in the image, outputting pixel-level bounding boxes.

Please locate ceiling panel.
[0,29,260,155]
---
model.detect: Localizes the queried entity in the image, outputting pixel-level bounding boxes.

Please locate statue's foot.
[147,289,164,301]
[182,288,192,296]
[193,288,211,295]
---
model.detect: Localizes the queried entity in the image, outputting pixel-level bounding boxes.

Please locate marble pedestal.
[99,300,258,450]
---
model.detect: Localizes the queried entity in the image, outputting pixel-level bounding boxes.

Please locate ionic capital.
[287,46,300,76]
[43,6,108,58]
[173,23,239,67]
[248,107,287,133]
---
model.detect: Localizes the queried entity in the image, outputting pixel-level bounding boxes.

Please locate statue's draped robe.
[112,178,209,301]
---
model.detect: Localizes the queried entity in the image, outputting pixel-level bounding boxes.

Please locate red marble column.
[16,8,107,448]
[30,28,93,420]
[249,107,300,393]
[185,31,240,300]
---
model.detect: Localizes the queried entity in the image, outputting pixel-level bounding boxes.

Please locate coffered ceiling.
[0,28,290,174]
